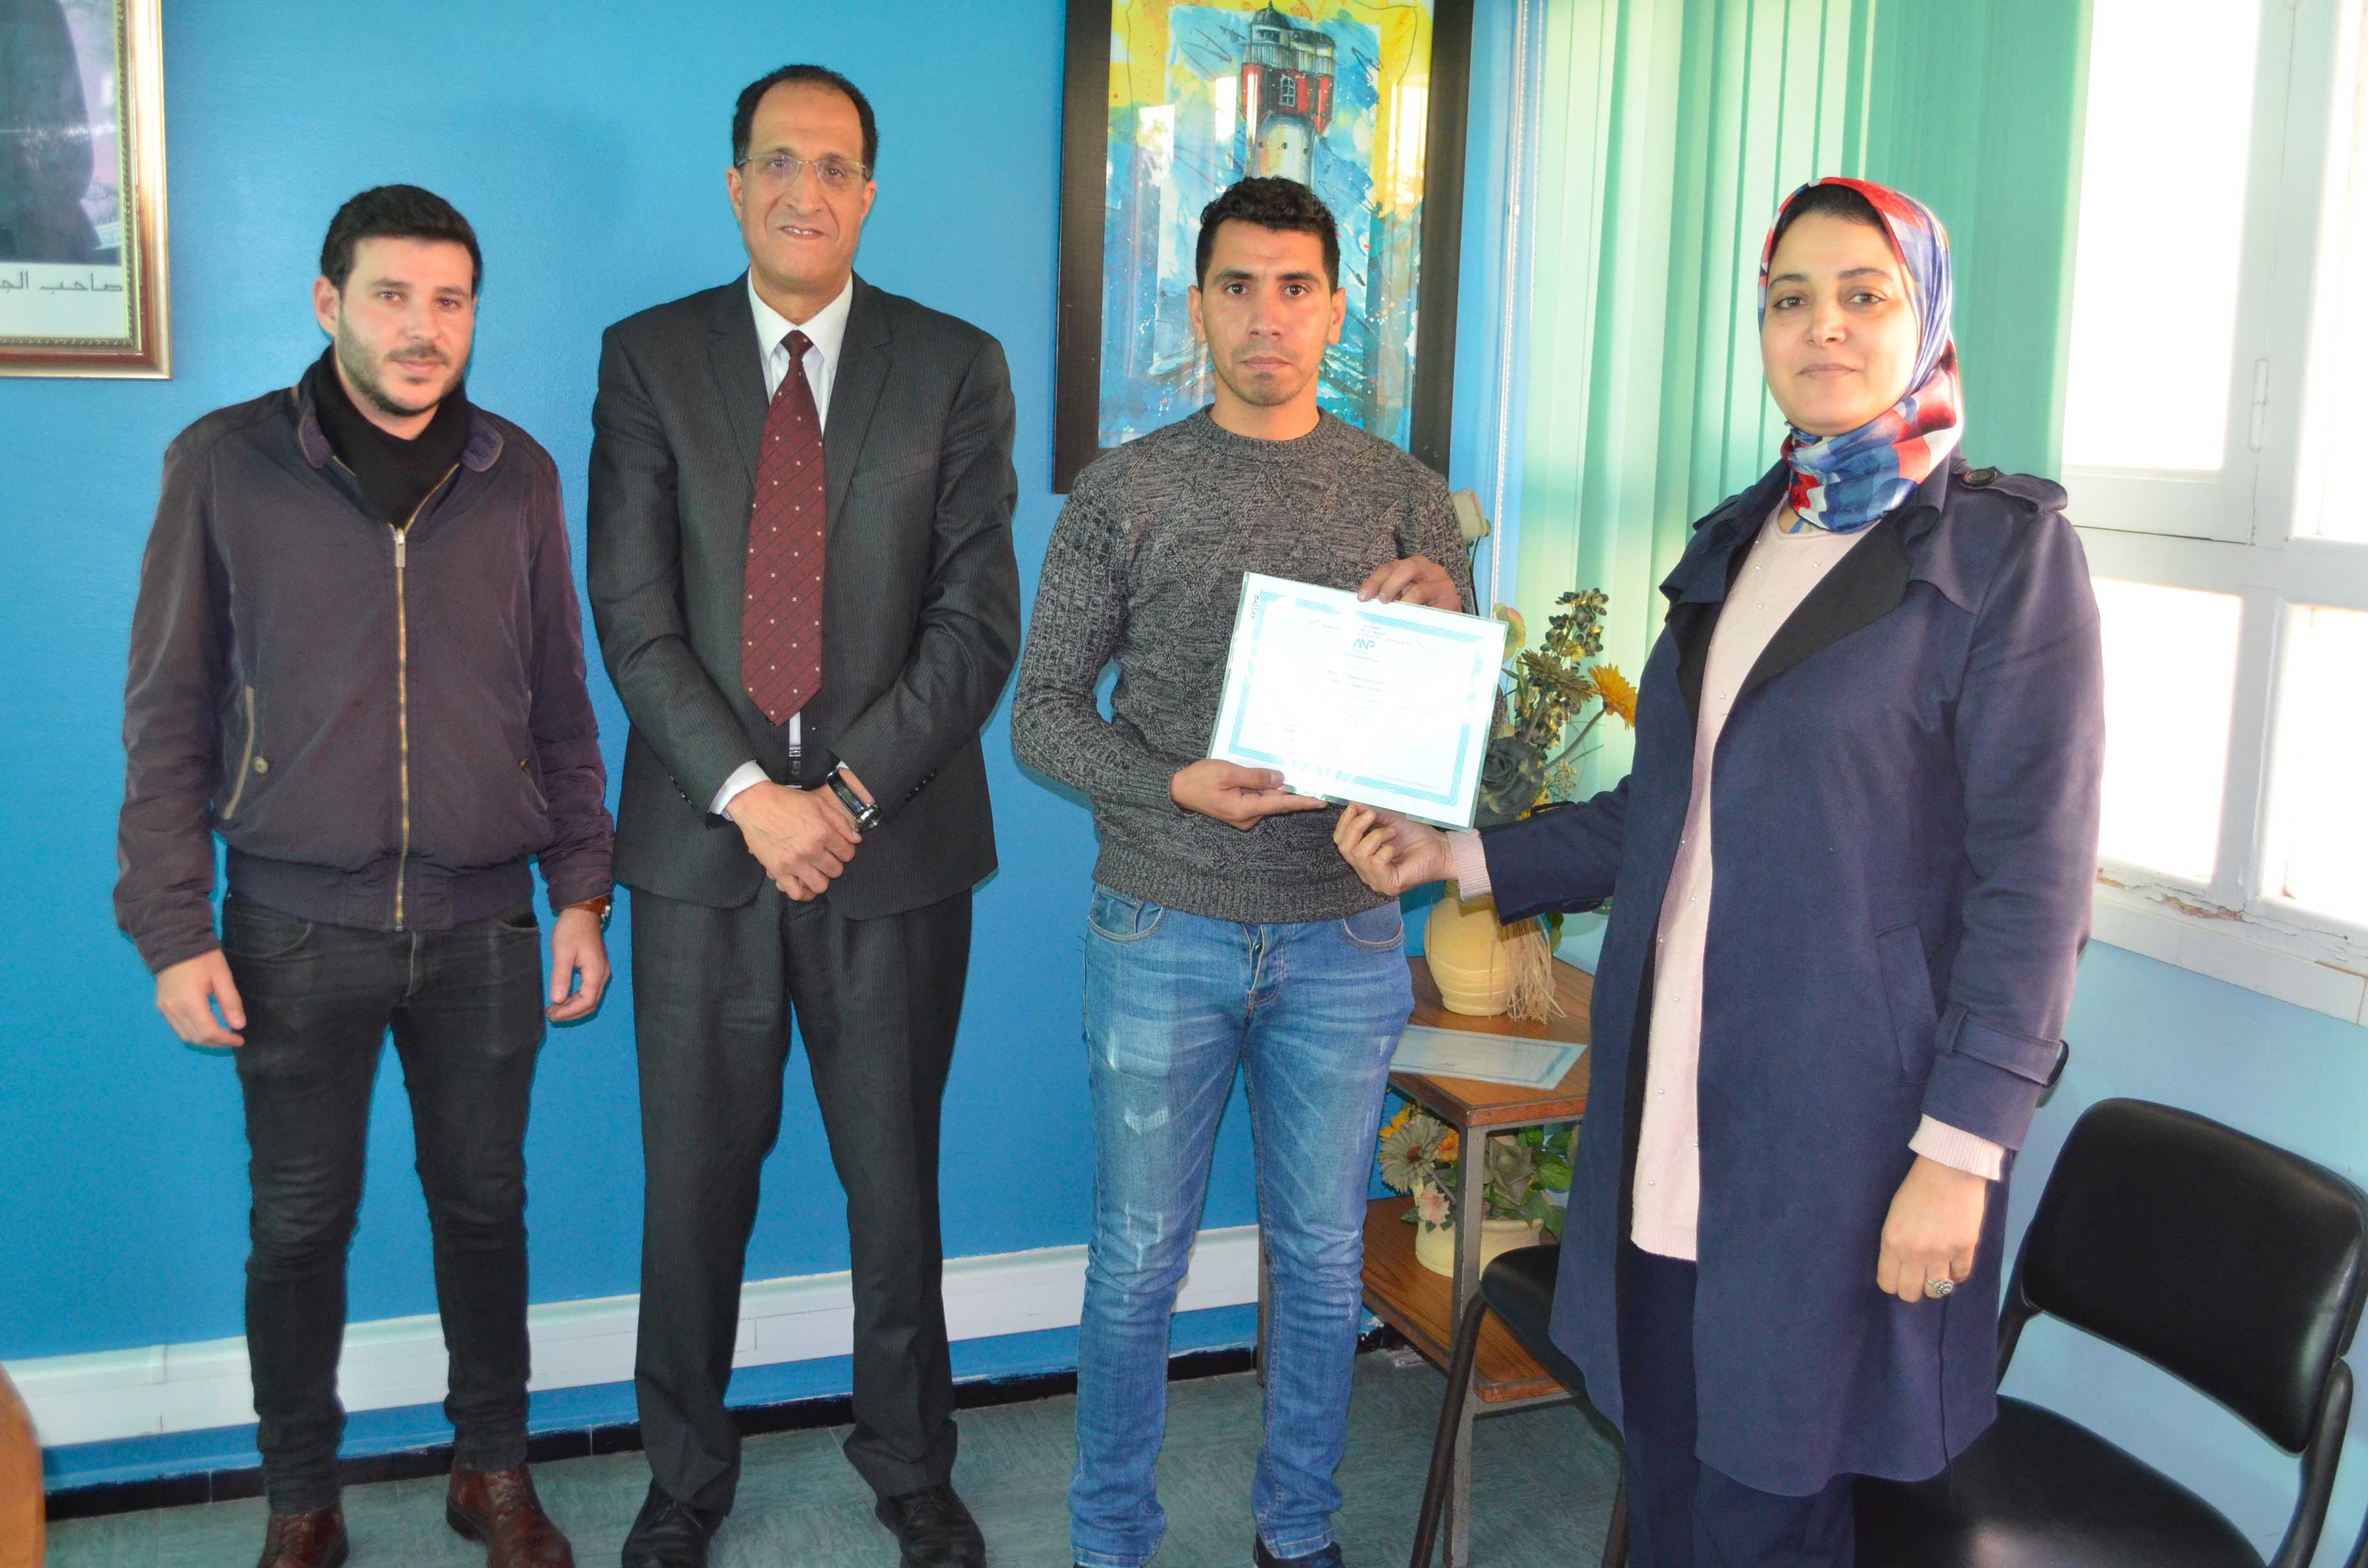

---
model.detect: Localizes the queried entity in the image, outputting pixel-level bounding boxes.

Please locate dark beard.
[335,328,456,419]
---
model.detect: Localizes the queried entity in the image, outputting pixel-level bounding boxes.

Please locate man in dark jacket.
[115,185,613,1568]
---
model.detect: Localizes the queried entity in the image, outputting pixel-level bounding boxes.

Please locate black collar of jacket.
[1662,455,1980,719]
[707,271,893,530]
[289,364,505,476]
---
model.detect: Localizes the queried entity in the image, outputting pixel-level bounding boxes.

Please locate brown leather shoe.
[447,1464,575,1567]
[256,1505,349,1568]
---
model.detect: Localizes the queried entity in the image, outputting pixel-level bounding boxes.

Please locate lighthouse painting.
[1057,0,1471,487]
[1240,7,1335,184]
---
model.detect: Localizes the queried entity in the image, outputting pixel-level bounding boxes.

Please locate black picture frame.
[1053,0,1474,492]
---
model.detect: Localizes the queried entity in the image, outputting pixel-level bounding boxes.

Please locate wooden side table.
[1366,956,1592,1568]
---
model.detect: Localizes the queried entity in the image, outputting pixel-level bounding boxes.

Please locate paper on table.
[1390,1024,1584,1090]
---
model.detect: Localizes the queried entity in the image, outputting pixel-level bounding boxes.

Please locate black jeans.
[224,895,547,1514]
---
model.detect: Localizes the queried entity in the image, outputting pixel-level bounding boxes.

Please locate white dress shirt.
[712,273,856,819]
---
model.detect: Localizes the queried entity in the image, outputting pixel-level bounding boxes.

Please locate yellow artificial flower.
[1493,603,1528,655]
[1591,664,1638,728]
[1438,1129,1460,1165]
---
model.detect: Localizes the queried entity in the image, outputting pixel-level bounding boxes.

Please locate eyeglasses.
[734,152,870,194]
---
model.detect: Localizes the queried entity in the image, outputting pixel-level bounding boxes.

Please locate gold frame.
[1,0,170,378]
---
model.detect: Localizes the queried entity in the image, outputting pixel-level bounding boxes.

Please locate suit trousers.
[630,879,971,1514]
[1619,1243,1858,1567]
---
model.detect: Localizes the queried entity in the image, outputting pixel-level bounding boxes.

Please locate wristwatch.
[569,893,613,931]
[826,767,884,832]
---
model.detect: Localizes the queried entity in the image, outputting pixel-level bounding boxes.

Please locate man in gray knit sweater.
[1012,179,1472,1568]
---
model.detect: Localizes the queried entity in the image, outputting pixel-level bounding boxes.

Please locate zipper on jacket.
[388,465,461,930]
[221,685,259,819]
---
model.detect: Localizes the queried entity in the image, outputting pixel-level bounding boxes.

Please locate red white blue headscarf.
[1757,177,1962,535]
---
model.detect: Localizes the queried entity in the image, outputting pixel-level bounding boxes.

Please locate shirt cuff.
[1909,1115,2008,1182]
[1448,829,1493,900]
[711,760,771,819]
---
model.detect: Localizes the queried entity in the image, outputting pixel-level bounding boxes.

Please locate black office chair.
[1409,1243,1627,1568]
[1857,1097,2368,1568]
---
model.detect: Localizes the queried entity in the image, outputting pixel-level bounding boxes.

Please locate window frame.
[2066,0,2368,1024]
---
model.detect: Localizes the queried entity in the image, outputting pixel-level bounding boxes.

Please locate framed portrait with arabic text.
[1054,0,1472,491]
[0,0,170,377]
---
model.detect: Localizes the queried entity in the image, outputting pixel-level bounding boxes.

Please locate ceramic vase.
[1424,881,1524,1015]
[1414,1213,1540,1277]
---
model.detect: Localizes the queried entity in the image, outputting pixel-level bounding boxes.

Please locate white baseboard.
[6,1225,1262,1451]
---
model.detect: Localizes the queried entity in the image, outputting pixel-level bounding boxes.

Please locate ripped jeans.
[1069,886,1413,1568]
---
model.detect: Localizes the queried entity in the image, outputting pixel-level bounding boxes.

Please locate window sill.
[2090,882,2368,1026]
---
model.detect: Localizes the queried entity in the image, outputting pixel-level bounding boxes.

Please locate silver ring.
[1923,1277,1955,1300]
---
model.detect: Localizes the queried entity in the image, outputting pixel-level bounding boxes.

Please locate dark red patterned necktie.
[742,329,825,725]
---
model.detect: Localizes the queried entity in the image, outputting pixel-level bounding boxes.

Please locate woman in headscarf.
[1338,177,2104,1566]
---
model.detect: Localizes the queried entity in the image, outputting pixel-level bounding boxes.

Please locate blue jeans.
[1069,887,1413,1568]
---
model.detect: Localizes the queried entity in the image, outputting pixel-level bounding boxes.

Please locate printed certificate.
[1390,1024,1586,1089]
[1209,573,1502,828]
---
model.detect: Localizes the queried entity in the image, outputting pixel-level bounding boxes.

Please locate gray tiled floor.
[47,1353,1622,1566]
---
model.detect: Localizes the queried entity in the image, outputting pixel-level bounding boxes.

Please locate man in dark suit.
[587,63,1019,1568]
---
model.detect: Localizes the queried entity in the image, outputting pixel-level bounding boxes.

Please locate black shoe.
[620,1480,721,1568]
[875,1483,986,1567]
[1253,1537,1344,1568]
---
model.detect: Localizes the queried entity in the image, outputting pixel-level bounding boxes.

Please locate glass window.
[2303,6,2368,541]
[2093,579,2244,883]
[2261,605,2368,924]
[2062,0,2263,473]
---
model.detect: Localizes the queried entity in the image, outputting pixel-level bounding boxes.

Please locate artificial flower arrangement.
[1376,1102,1576,1244]
[1447,585,1637,1021]
[1475,587,1636,828]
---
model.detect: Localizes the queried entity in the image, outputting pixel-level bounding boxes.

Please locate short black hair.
[320,184,482,295]
[733,65,878,172]
[1768,181,1884,257]
[1194,177,1340,291]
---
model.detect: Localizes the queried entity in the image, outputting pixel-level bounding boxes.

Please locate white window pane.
[2263,605,2368,923]
[2064,0,2262,472]
[2094,579,2243,882]
[2304,4,2368,541]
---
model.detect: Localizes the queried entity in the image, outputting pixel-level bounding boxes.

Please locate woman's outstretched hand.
[1335,803,1456,896]
[1876,1155,1987,1305]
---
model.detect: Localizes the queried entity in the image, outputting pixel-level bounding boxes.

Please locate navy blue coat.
[1482,457,2103,1492]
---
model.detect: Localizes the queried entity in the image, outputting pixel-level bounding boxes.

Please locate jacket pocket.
[220,685,263,820]
[1876,921,1939,1084]
[1087,888,1164,943]
[520,756,548,812]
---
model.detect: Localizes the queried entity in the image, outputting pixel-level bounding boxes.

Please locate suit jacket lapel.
[706,279,766,487]
[1735,458,1959,700]
[1666,462,1788,721]
[1735,516,1911,700]
[824,275,891,533]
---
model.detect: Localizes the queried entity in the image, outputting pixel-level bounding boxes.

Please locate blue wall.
[0,0,1531,1487]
